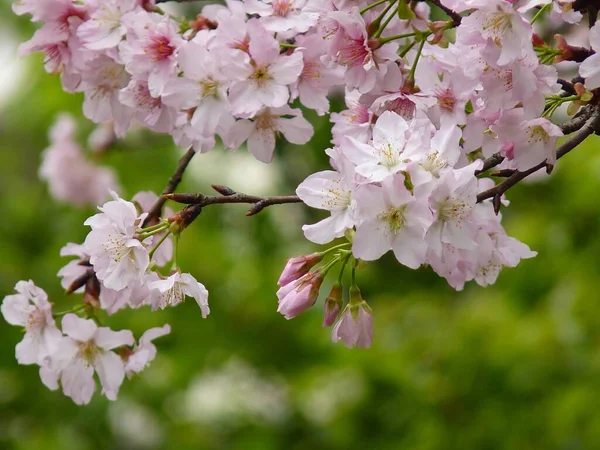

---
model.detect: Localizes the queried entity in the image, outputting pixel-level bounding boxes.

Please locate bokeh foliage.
[2,3,600,449]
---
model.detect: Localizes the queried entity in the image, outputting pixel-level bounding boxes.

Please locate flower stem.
[337,252,353,283]
[320,242,352,257]
[360,0,391,14]
[530,3,550,24]
[351,258,359,287]
[53,304,87,318]
[279,42,297,49]
[138,221,168,234]
[373,1,400,39]
[378,31,417,45]
[407,33,429,81]
[137,223,170,240]
[149,230,171,260]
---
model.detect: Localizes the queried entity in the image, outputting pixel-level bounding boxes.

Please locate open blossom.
[119,11,183,97]
[148,271,210,317]
[228,19,304,116]
[131,191,173,267]
[343,111,419,182]
[162,40,243,139]
[580,23,600,89]
[245,0,319,33]
[39,113,119,207]
[41,314,134,405]
[77,0,139,50]
[1,281,62,365]
[226,106,313,163]
[84,191,150,291]
[491,110,563,171]
[331,286,373,349]
[352,173,434,269]
[297,147,357,244]
[123,324,171,378]
[426,162,482,256]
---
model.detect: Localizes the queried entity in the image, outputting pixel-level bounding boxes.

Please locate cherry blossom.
[84,191,150,291]
[41,314,134,405]
[148,271,210,317]
[123,324,171,378]
[1,281,62,365]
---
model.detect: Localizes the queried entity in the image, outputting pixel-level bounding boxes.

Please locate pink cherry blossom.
[228,20,304,116]
[226,106,313,163]
[84,191,150,291]
[123,324,171,378]
[1,281,62,365]
[77,0,139,50]
[353,173,434,268]
[41,314,134,405]
[148,271,210,317]
[580,24,600,89]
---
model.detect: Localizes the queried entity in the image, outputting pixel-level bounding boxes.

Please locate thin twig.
[425,0,462,26]
[143,148,196,226]
[165,185,302,216]
[476,108,600,204]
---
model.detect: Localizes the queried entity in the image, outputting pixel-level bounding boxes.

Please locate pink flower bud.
[277,253,322,287]
[323,282,343,327]
[331,286,373,349]
[276,271,324,320]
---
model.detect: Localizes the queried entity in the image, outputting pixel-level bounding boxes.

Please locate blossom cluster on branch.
[3,0,600,404]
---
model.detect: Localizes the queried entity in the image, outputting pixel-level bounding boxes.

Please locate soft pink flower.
[77,0,138,50]
[227,20,304,116]
[123,324,171,378]
[245,0,320,33]
[353,173,433,268]
[148,271,210,317]
[1,281,62,365]
[41,314,134,405]
[84,191,150,291]
[226,106,313,163]
[580,24,600,89]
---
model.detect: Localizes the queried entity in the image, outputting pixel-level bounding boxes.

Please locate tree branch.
[425,0,462,26]
[476,108,600,204]
[165,185,302,216]
[143,148,196,226]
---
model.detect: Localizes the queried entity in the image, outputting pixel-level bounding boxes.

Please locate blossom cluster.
[5,0,598,402]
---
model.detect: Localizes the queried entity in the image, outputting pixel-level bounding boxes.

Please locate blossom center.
[337,37,371,67]
[378,142,400,168]
[146,35,175,62]
[200,79,220,98]
[273,0,292,17]
[438,197,470,222]
[26,309,46,333]
[102,234,130,263]
[252,67,272,86]
[77,340,99,364]
[379,206,407,234]
[420,151,447,177]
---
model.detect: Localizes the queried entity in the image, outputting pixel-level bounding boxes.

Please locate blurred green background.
[2,2,600,450]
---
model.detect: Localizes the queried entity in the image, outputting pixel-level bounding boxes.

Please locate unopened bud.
[323,282,343,327]
[277,253,323,287]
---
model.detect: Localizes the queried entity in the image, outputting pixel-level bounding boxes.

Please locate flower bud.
[331,286,373,348]
[277,253,322,287]
[276,271,324,320]
[323,282,343,327]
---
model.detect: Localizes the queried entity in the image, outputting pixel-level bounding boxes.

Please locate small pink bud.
[323,282,343,327]
[276,271,324,320]
[277,253,322,287]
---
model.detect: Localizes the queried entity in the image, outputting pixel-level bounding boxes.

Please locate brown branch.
[425,0,462,26]
[476,108,600,204]
[143,148,196,227]
[165,184,302,217]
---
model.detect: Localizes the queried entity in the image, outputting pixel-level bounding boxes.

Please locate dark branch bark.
[166,185,302,217]
[143,148,196,226]
[476,108,600,204]
[424,0,462,26]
